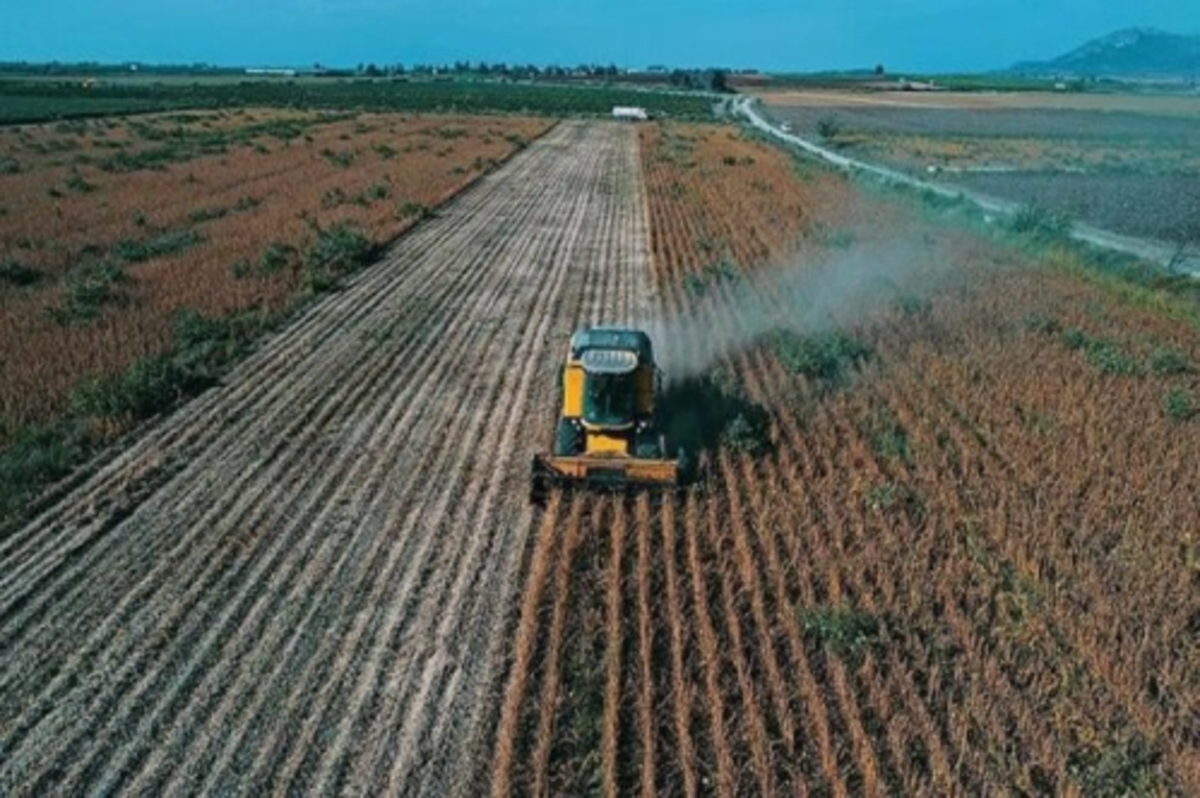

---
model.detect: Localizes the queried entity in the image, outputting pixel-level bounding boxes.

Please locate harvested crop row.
[0,120,651,796]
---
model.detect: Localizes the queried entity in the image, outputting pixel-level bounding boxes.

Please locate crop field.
[2,111,1198,796]
[0,109,550,513]
[493,124,1200,794]
[758,89,1200,245]
[0,120,651,795]
[0,77,716,125]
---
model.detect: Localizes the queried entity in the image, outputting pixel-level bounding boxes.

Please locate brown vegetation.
[2,114,1196,795]
[492,121,1200,795]
[0,109,549,444]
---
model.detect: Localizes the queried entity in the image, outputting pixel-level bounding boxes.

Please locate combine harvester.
[530,327,684,504]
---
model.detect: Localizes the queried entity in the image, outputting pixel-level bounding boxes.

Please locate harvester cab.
[530,326,682,504]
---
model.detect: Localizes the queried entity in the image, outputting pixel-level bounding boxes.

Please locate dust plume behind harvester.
[530,327,683,504]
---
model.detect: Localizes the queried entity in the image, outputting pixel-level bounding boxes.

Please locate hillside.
[1012,27,1200,78]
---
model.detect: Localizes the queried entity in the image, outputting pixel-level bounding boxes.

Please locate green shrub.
[0,423,79,520]
[65,171,97,193]
[894,293,931,316]
[321,187,349,208]
[47,261,130,324]
[1149,347,1192,376]
[233,242,297,279]
[319,148,355,168]
[258,242,296,275]
[1161,387,1196,422]
[1061,328,1139,375]
[112,229,202,263]
[801,605,880,661]
[71,356,192,419]
[172,308,258,379]
[188,206,229,224]
[868,410,910,463]
[683,258,740,297]
[358,183,390,205]
[816,115,841,139]
[397,201,431,220]
[720,410,772,456]
[1010,204,1072,241]
[1069,733,1163,796]
[0,260,43,287]
[763,329,872,384]
[99,145,187,172]
[302,223,377,292]
[1086,343,1138,375]
[1022,313,1060,335]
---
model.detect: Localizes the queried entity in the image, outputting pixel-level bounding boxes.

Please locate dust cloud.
[638,237,954,383]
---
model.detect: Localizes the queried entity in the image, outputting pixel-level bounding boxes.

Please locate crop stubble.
[0,120,653,795]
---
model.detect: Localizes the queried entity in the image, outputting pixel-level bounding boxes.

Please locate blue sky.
[2,1,1196,72]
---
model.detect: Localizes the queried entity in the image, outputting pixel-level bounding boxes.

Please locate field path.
[0,120,654,796]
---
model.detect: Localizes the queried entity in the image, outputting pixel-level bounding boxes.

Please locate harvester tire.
[554,420,583,456]
[634,429,663,459]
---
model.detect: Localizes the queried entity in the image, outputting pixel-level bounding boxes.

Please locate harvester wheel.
[677,446,692,484]
[634,428,663,459]
[554,420,583,456]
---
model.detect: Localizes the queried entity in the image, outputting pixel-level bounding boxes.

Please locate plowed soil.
[0,120,653,796]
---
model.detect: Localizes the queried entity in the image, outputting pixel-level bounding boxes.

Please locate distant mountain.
[1011,28,1200,78]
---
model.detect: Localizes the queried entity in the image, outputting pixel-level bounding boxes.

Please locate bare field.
[0,120,651,795]
[756,88,1200,116]
[0,109,550,442]
[758,90,1200,245]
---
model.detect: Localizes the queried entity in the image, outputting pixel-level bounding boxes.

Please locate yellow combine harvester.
[530,326,682,504]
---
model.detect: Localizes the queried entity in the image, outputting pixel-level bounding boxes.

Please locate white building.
[612,106,649,121]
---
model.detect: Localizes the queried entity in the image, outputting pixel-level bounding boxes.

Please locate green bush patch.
[46,261,132,324]
[1161,387,1196,422]
[302,222,378,293]
[0,423,81,521]
[762,328,872,384]
[0,259,44,287]
[801,605,881,662]
[1061,328,1139,376]
[71,356,196,419]
[112,229,203,263]
[1009,204,1073,241]
[1149,347,1192,376]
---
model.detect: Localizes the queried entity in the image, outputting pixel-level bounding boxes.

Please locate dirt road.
[0,121,653,796]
